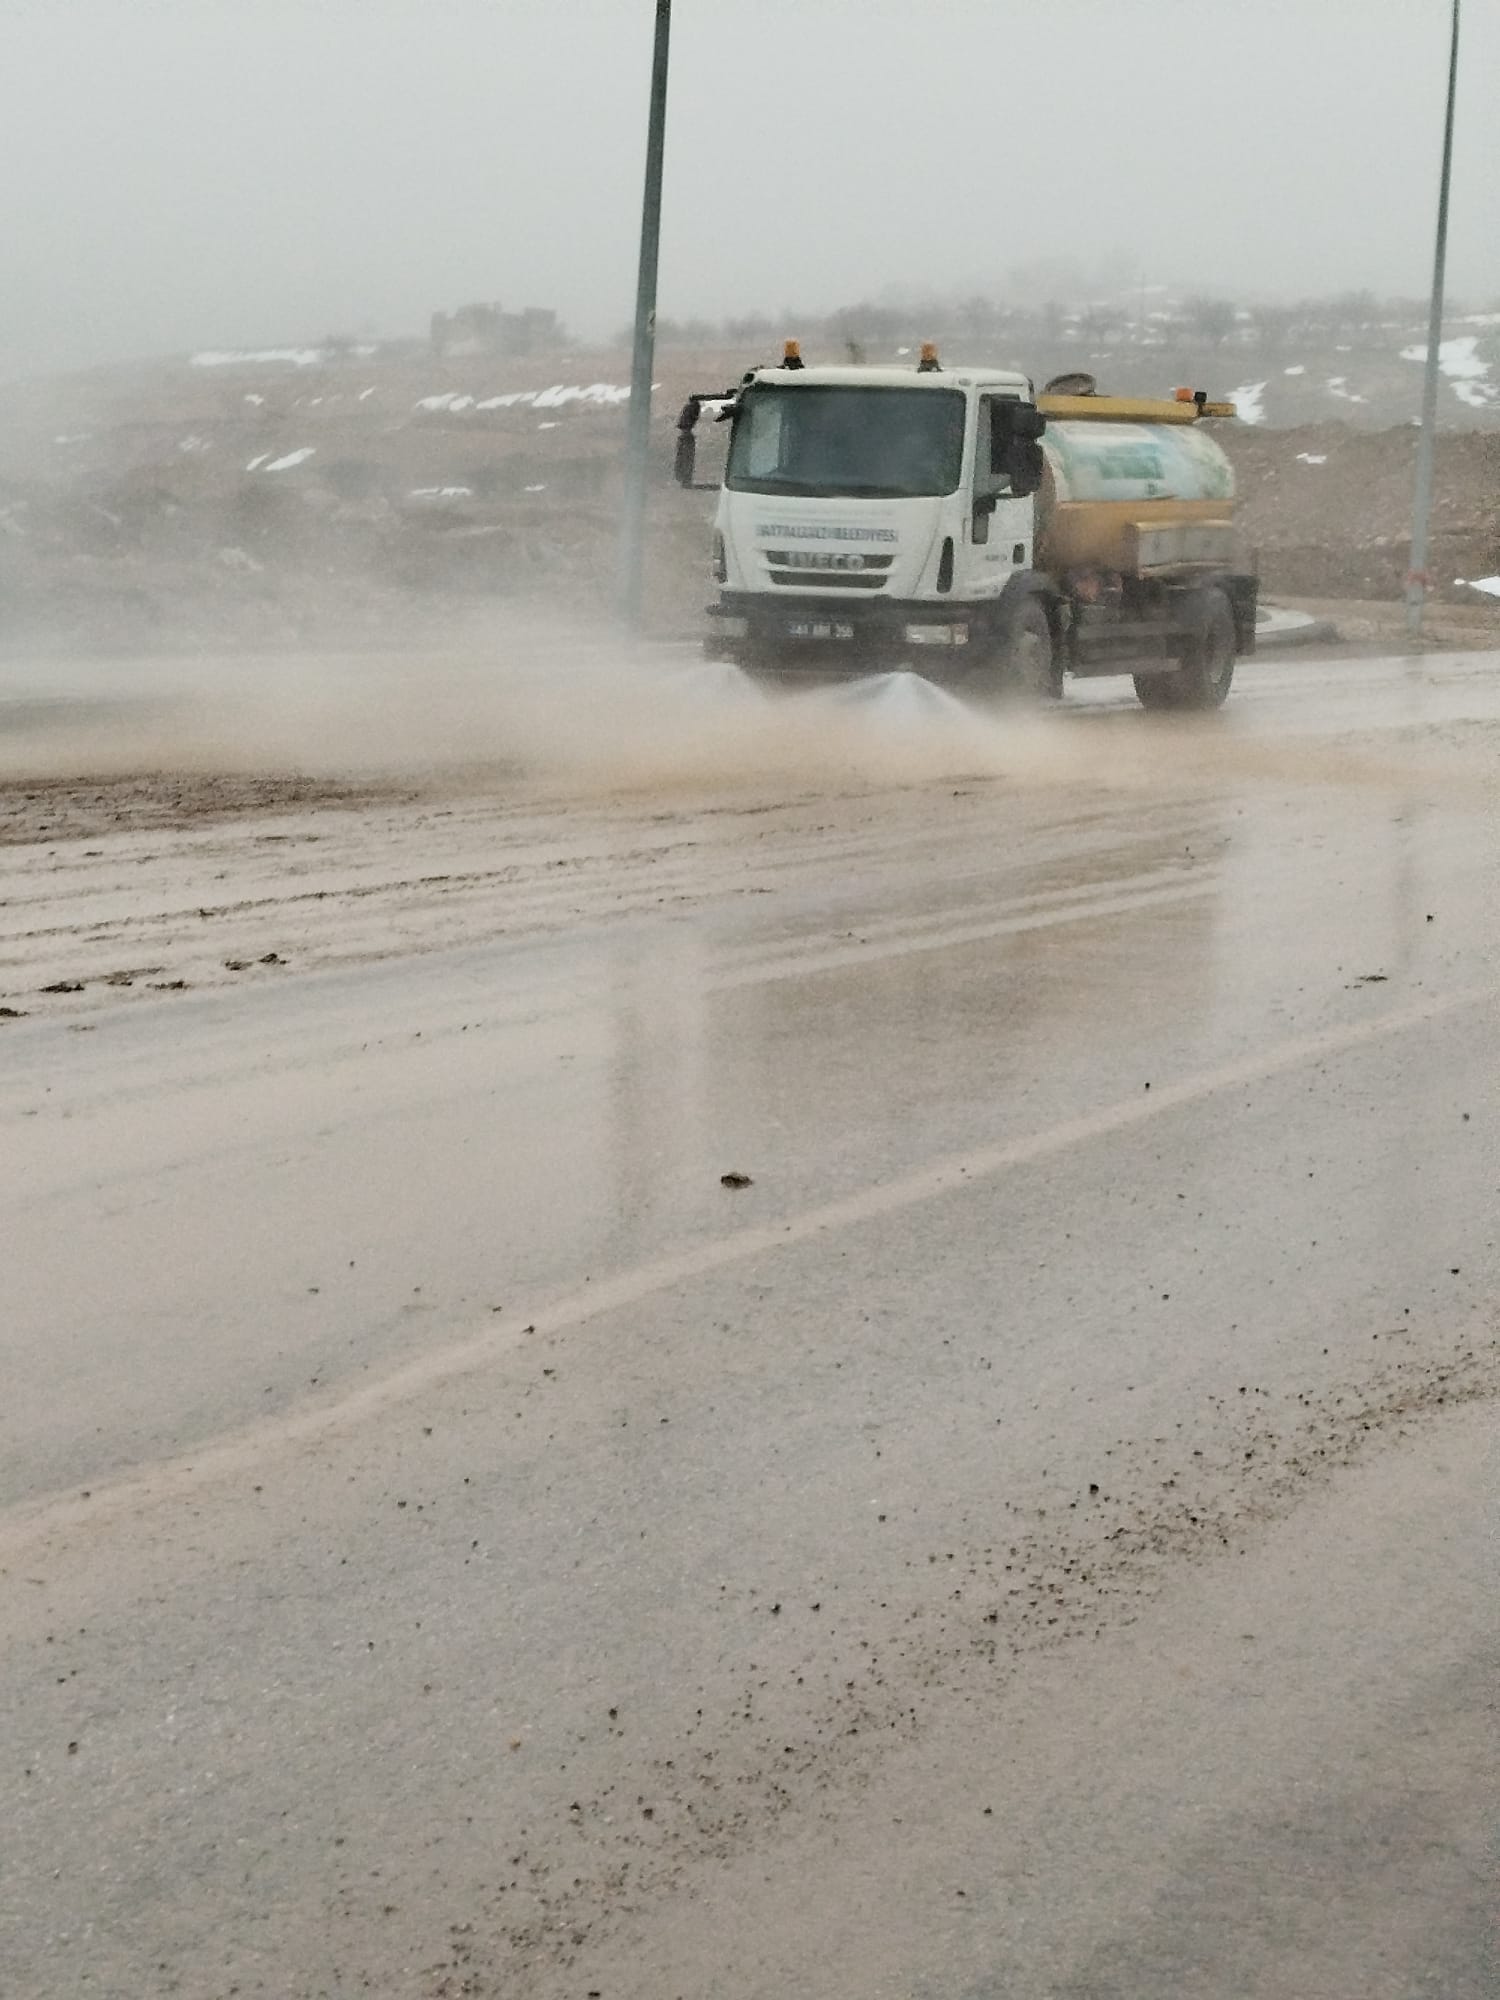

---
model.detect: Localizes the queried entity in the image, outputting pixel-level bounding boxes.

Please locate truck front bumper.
[707,593,982,680]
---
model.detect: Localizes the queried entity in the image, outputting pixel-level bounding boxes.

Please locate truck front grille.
[763,552,894,591]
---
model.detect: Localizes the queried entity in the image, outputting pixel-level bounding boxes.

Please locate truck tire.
[1134,588,1237,711]
[996,600,1061,702]
[1177,588,1238,708]
[1131,670,1182,710]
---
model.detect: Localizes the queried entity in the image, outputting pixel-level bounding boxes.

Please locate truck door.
[958,395,1034,599]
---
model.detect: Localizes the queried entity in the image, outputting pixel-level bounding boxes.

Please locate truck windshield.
[726,385,966,499]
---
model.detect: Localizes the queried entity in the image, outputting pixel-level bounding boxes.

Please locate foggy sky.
[1,0,1494,377]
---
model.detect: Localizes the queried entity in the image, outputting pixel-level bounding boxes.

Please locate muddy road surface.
[2,646,1497,1998]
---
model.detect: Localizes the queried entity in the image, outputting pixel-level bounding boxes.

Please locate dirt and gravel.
[1223,421,1500,601]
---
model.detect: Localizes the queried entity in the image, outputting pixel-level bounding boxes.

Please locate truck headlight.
[903,623,969,646]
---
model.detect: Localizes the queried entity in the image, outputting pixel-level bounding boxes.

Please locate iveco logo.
[790,550,867,571]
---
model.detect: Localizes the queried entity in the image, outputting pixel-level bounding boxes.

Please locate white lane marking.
[1,978,1496,1558]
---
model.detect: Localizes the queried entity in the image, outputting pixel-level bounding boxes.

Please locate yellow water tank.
[1036,420,1236,575]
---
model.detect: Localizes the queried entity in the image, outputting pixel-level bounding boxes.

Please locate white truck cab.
[682,355,1043,674]
[675,346,1257,708]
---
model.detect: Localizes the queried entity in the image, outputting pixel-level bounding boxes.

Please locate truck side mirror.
[674,430,697,488]
[989,401,1046,474]
[988,402,1046,497]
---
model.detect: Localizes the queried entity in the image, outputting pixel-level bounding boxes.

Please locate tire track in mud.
[0,772,410,846]
[0,779,1219,1017]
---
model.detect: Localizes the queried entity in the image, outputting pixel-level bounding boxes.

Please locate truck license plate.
[788,620,854,641]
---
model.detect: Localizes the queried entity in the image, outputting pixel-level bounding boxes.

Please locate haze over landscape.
[1,0,1496,377]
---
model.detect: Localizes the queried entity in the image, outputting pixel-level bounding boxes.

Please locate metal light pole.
[1405,0,1461,642]
[618,0,672,632]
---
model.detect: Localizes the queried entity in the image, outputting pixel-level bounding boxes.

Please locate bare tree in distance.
[1251,303,1299,352]
[723,312,777,347]
[1079,302,1124,345]
[1185,296,1238,348]
[957,294,1000,343]
[827,303,904,354]
[1330,289,1380,337]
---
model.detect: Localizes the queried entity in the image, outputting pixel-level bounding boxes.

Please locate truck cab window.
[726,386,966,498]
[977,397,1018,496]
[738,395,787,480]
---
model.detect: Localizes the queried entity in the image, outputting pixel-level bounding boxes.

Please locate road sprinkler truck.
[674,344,1257,708]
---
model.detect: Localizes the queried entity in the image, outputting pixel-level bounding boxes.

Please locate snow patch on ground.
[194,349,326,369]
[1399,335,1495,407]
[260,448,316,473]
[415,383,631,414]
[1455,575,1500,597]
[409,486,474,499]
[1326,376,1368,405]
[1295,452,1328,465]
[191,345,378,369]
[1283,365,1306,376]
[1229,381,1266,425]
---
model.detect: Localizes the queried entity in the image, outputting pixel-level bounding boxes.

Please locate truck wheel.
[1173,588,1238,709]
[1134,589,1236,711]
[1132,670,1182,710]
[999,601,1061,702]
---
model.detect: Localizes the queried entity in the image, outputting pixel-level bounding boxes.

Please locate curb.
[1255,609,1341,650]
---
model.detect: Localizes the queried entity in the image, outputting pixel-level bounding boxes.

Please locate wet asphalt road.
[1,649,1497,1997]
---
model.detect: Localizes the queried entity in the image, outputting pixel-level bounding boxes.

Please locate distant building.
[429,303,561,360]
